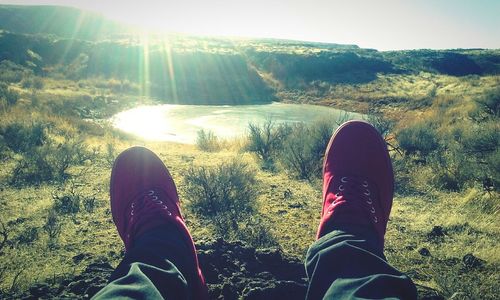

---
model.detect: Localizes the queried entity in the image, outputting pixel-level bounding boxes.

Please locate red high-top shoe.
[110,146,207,299]
[316,120,394,247]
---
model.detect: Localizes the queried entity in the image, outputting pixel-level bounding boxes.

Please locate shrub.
[462,122,499,155]
[21,76,44,91]
[105,143,117,167]
[473,88,500,119]
[428,147,474,191]
[53,194,80,215]
[1,122,47,154]
[335,111,352,126]
[0,83,19,106]
[280,123,318,180]
[0,60,32,83]
[462,122,500,191]
[0,219,7,252]
[44,209,62,248]
[10,137,95,185]
[484,149,500,192]
[183,160,257,233]
[280,119,333,180]
[50,138,95,179]
[309,118,335,160]
[11,144,54,185]
[52,180,99,215]
[83,197,97,213]
[16,227,39,245]
[396,121,439,157]
[246,120,291,168]
[196,129,220,152]
[228,216,277,247]
[367,113,394,140]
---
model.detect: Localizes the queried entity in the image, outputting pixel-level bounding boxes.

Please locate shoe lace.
[326,175,379,224]
[124,189,175,248]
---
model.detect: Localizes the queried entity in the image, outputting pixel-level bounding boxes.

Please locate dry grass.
[0,73,499,298]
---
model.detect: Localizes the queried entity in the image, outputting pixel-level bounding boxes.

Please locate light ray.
[162,38,178,103]
[138,32,151,100]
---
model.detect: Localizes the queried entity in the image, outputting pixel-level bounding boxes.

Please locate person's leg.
[92,147,208,299]
[306,225,416,300]
[93,225,193,299]
[305,121,417,300]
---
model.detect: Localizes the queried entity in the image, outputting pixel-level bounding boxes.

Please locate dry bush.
[246,119,291,169]
[196,129,220,152]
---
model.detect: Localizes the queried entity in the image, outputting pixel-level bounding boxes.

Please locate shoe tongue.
[324,174,381,225]
[329,200,372,226]
[124,188,180,250]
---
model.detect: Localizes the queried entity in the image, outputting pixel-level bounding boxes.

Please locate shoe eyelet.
[364,189,370,196]
[366,198,372,204]
[341,176,348,183]
[373,216,378,223]
[370,207,375,213]
[155,200,163,205]
[166,210,172,216]
[338,185,345,191]
[151,195,158,201]
[131,203,135,208]
[362,181,369,187]
[148,190,155,196]
[130,210,134,216]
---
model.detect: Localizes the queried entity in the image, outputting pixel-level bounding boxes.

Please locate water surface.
[112,102,361,143]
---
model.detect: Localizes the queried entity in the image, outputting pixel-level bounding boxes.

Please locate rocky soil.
[7,239,443,300]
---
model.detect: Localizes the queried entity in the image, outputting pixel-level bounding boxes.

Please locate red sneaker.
[316,120,394,247]
[110,146,207,299]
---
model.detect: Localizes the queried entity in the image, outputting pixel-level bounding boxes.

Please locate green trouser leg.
[92,225,197,299]
[305,225,417,300]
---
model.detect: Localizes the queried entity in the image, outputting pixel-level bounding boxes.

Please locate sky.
[1,0,499,50]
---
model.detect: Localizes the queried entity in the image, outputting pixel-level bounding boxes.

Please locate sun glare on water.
[112,105,174,141]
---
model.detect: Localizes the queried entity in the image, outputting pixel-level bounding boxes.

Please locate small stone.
[428,226,445,239]
[443,257,460,266]
[418,247,431,257]
[288,203,302,209]
[257,271,273,280]
[72,253,88,264]
[404,244,416,251]
[255,248,282,265]
[283,189,293,199]
[68,280,88,294]
[449,291,468,300]
[29,283,50,297]
[463,253,485,269]
[85,261,113,273]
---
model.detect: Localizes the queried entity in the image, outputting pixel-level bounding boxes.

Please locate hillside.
[1,4,500,105]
